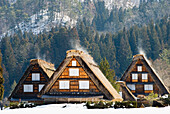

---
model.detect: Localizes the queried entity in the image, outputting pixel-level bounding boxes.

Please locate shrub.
[160,95,170,106]
[86,101,113,109]
[114,101,137,109]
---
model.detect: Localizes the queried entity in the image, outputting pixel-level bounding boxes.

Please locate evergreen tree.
[116,28,132,76]
[99,58,119,91]
[149,21,161,60]
[129,27,137,55]
[1,37,17,84]
[0,52,4,100]
[141,26,152,57]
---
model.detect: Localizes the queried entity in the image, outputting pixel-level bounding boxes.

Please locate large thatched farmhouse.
[8,59,56,103]
[119,54,169,100]
[9,50,123,103]
[9,50,169,103]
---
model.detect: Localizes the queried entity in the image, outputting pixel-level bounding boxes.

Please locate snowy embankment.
[1,103,170,114]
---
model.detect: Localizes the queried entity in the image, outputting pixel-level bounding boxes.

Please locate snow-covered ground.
[1,103,170,114]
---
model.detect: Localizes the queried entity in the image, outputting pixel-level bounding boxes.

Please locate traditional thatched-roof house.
[8,59,55,102]
[120,54,169,97]
[38,50,123,103]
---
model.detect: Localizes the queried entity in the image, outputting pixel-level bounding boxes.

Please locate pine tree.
[129,27,137,55]
[116,28,132,76]
[149,20,161,60]
[1,37,17,84]
[99,58,119,91]
[0,52,4,100]
[141,26,152,57]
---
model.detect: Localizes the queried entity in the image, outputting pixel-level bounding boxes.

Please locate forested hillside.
[0,0,169,36]
[0,16,169,97]
[0,0,169,98]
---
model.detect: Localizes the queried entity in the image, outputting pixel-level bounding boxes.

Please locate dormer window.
[137,66,142,72]
[32,73,40,81]
[72,61,77,66]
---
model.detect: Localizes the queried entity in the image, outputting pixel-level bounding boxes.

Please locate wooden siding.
[14,64,48,96]
[49,58,100,93]
[125,59,160,95]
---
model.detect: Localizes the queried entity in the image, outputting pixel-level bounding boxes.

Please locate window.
[132,73,138,80]
[69,69,79,76]
[127,84,135,90]
[32,73,40,81]
[144,84,153,90]
[79,81,89,89]
[39,84,44,92]
[24,85,33,92]
[137,66,142,72]
[142,73,148,80]
[59,81,69,89]
[72,61,77,66]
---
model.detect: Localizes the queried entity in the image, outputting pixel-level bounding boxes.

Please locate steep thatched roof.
[30,59,55,78]
[8,59,55,99]
[120,54,169,95]
[117,81,137,101]
[39,50,123,101]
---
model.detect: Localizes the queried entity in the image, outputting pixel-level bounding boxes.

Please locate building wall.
[125,59,160,96]
[49,58,100,93]
[14,64,49,98]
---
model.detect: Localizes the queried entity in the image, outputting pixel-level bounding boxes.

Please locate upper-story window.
[23,84,33,92]
[137,66,142,72]
[142,73,148,82]
[32,73,40,81]
[69,69,79,76]
[39,84,44,92]
[72,61,77,66]
[59,81,69,89]
[79,81,89,89]
[132,73,138,82]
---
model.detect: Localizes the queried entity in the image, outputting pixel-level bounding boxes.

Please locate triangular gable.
[8,60,54,99]
[39,50,123,101]
[120,54,169,95]
[47,57,100,93]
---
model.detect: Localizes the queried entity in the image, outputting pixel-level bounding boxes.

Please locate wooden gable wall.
[13,64,49,98]
[49,58,100,93]
[125,59,160,95]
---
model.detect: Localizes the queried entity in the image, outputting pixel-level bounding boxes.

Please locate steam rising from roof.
[69,39,98,65]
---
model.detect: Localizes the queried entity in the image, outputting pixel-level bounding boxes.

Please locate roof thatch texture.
[30,59,55,78]
[40,50,123,101]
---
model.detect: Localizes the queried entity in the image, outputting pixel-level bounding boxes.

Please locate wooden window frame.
[69,68,79,76]
[137,66,142,72]
[132,73,138,82]
[142,73,148,82]
[32,73,40,81]
[127,84,136,91]
[23,84,33,92]
[72,61,77,66]
[79,81,89,89]
[144,84,153,93]
[39,84,44,92]
[59,81,70,89]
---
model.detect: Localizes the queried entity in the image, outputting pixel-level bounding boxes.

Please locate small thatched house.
[38,50,123,103]
[8,59,55,103]
[120,54,169,98]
